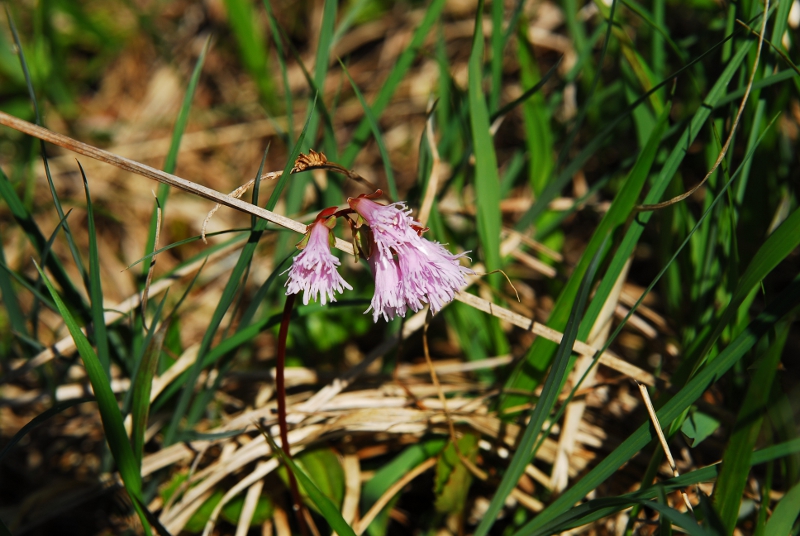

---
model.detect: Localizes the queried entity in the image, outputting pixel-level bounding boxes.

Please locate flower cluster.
[283,197,473,322]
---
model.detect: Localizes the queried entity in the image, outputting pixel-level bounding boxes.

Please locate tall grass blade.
[263,0,293,140]
[502,102,670,408]
[475,236,608,535]
[713,322,789,530]
[7,8,88,289]
[0,149,88,320]
[130,302,168,469]
[260,427,357,536]
[0,397,94,462]
[526,437,800,534]
[504,36,755,406]
[763,479,800,536]
[223,0,273,106]
[340,0,446,167]
[34,261,152,535]
[514,275,800,534]
[339,60,397,200]
[164,108,312,442]
[468,0,502,287]
[144,36,211,275]
[79,162,110,376]
[0,230,27,347]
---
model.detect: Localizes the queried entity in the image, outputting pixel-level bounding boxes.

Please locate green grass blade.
[506,44,557,196]
[165,109,312,442]
[280,0,336,217]
[504,36,756,405]
[78,162,110,376]
[700,206,800,368]
[515,275,800,534]
[260,428,357,536]
[0,228,28,346]
[131,316,167,469]
[764,479,800,536]
[489,0,504,111]
[263,0,293,140]
[34,260,152,535]
[339,0,446,167]
[0,154,89,319]
[475,236,607,536]
[339,60,397,200]
[223,0,273,106]
[126,230,248,271]
[143,36,211,276]
[713,322,789,531]
[0,260,57,314]
[0,397,94,462]
[468,0,501,287]
[526,437,800,534]
[514,26,750,232]
[7,8,88,290]
[502,101,670,409]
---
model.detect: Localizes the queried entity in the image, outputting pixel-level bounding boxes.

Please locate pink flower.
[365,246,406,322]
[348,197,474,320]
[284,219,352,305]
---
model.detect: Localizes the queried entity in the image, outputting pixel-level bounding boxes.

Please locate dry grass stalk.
[636,382,694,513]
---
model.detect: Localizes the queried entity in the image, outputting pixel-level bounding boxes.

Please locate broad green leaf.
[764,480,800,536]
[681,410,721,448]
[262,430,357,536]
[434,432,479,514]
[280,448,345,515]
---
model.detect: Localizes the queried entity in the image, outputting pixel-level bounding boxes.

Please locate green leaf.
[34,261,151,535]
[362,438,446,535]
[514,276,800,535]
[713,323,789,531]
[764,479,800,536]
[340,0,446,167]
[0,397,94,462]
[78,162,110,376]
[221,492,274,526]
[261,429,357,536]
[281,448,345,515]
[468,0,502,287]
[681,410,721,448]
[434,432,479,514]
[475,235,608,536]
[339,60,397,201]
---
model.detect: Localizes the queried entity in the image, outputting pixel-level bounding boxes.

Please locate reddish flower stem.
[276,292,308,536]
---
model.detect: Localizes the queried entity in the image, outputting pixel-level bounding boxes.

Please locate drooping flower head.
[284,208,352,305]
[348,195,474,320]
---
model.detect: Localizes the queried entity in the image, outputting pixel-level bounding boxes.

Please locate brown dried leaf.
[292,149,328,173]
